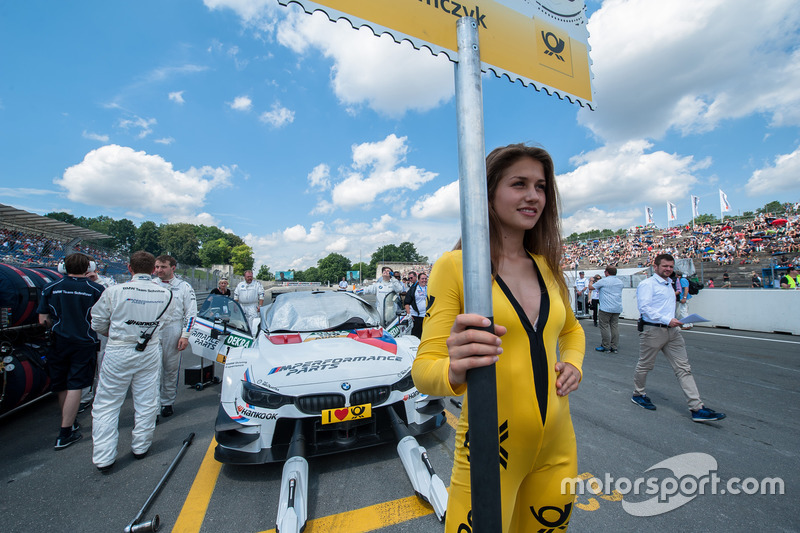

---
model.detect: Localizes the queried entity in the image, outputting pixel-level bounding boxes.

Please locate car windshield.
[261,291,382,333]
[198,294,250,333]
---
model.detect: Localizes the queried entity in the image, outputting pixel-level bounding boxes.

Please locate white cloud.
[154,137,175,145]
[307,163,330,191]
[282,221,326,243]
[82,131,109,142]
[561,207,642,235]
[581,0,800,142]
[259,103,295,127]
[118,116,156,139]
[0,187,57,198]
[229,95,252,111]
[276,10,454,117]
[410,181,460,219]
[746,145,800,195]
[55,144,232,224]
[169,91,185,104]
[325,236,348,252]
[330,134,437,209]
[204,0,280,33]
[557,140,699,214]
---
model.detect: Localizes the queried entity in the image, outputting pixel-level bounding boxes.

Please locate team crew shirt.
[412,251,585,533]
[37,276,105,344]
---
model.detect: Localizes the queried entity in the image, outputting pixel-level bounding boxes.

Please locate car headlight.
[391,370,415,392]
[241,381,293,409]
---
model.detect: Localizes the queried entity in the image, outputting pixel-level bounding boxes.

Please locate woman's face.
[492,156,546,235]
[219,280,228,290]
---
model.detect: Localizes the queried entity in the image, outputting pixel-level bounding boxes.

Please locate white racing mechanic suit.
[90,274,173,468]
[153,276,197,408]
[360,278,404,323]
[81,275,116,404]
[234,280,264,321]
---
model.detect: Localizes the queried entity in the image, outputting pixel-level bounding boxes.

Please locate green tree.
[199,238,232,267]
[317,253,352,284]
[87,215,113,236]
[109,218,137,252]
[256,265,274,281]
[350,262,369,282]
[45,211,77,225]
[134,221,161,255]
[757,200,783,215]
[398,241,428,263]
[159,223,201,265]
[230,244,254,275]
[369,242,427,273]
[294,266,319,283]
[694,213,719,225]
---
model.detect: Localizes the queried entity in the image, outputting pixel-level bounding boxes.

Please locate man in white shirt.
[574,271,589,315]
[234,270,265,322]
[153,255,197,418]
[632,254,725,423]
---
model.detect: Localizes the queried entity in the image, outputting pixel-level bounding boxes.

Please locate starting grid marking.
[173,403,625,531]
[172,410,462,533]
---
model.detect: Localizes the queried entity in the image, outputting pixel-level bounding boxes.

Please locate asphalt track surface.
[1,320,797,533]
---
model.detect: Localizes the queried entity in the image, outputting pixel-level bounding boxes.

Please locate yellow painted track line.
[172,437,222,533]
[171,406,459,533]
[258,494,436,533]
[445,408,459,429]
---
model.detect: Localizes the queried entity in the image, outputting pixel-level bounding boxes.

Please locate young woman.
[211,278,232,297]
[412,144,585,532]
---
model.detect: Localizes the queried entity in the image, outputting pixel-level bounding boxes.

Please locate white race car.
[188,290,448,530]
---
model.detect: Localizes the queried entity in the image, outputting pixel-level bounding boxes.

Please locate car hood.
[242,329,415,392]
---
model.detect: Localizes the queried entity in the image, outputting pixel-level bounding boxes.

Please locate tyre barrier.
[0,263,62,327]
[0,342,51,415]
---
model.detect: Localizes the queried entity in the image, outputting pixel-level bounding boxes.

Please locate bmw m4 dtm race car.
[188,289,449,531]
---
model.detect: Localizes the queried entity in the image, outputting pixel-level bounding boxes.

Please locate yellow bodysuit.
[412,250,585,532]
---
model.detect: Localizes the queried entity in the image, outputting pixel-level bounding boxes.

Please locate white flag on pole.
[667,202,677,221]
[645,206,653,225]
[691,195,700,218]
[719,189,731,212]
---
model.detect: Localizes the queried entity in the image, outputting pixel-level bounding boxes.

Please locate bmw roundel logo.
[341,382,351,391]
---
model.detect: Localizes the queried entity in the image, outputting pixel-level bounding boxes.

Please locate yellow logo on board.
[536,18,573,77]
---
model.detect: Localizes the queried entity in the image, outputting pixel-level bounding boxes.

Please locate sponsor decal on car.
[268,355,403,376]
[321,403,372,425]
[190,328,219,350]
[224,334,253,348]
[234,400,278,420]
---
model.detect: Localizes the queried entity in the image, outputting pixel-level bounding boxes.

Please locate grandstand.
[0,203,128,276]
[561,211,799,287]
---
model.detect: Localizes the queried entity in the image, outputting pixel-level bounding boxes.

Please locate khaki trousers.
[633,326,703,411]
[598,310,619,351]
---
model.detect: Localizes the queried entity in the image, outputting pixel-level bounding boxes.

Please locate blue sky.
[2,0,799,271]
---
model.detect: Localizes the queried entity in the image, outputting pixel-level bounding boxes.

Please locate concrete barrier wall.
[620,288,800,335]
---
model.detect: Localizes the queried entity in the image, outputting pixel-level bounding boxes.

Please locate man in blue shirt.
[632,254,725,423]
[589,266,624,353]
[38,253,105,449]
